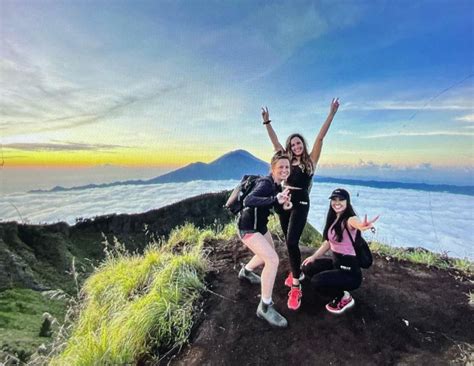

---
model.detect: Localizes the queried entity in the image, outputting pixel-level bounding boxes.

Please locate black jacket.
[238,176,281,231]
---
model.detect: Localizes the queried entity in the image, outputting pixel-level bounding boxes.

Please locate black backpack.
[346,227,373,269]
[225,175,266,214]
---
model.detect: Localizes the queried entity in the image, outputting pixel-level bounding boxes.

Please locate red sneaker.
[287,286,302,310]
[325,292,355,314]
[284,273,293,287]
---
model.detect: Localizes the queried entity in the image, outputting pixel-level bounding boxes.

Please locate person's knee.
[265,252,279,268]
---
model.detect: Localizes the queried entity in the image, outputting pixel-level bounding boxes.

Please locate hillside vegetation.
[0,192,472,364]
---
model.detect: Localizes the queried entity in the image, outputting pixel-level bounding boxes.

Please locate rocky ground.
[166,238,474,366]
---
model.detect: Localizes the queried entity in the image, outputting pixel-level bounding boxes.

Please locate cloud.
[414,163,432,170]
[3,141,128,152]
[336,130,357,136]
[357,159,394,170]
[185,1,363,83]
[455,114,474,123]
[1,40,184,136]
[0,180,471,259]
[344,100,473,111]
[362,131,474,138]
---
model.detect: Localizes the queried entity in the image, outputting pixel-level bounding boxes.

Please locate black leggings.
[279,204,309,279]
[302,253,362,301]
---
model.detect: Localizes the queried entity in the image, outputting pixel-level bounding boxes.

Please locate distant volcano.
[31,149,474,196]
[32,150,269,192]
[147,149,269,183]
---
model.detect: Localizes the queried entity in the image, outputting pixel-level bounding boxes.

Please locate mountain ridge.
[29,150,474,196]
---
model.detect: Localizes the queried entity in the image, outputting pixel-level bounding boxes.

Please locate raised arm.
[309,98,340,165]
[347,215,380,232]
[261,107,284,152]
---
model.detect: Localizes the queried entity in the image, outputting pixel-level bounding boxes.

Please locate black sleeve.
[243,179,276,208]
[273,185,284,213]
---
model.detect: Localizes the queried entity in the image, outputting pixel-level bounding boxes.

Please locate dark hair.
[322,191,357,242]
[285,133,314,174]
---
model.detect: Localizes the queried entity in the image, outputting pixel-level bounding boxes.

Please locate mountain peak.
[211,149,265,165]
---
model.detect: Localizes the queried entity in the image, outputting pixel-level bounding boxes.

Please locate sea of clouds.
[0,180,472,260]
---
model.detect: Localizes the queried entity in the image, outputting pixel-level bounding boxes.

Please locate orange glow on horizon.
[1,147,471,169]
[1,147,223,168]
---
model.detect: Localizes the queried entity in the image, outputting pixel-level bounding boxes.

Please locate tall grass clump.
[166,222,204,250]
[214,222,237,241]
[50,227,206,365]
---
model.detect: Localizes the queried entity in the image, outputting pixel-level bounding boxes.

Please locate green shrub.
[51,236,206,365]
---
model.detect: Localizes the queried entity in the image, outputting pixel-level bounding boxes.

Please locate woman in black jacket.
[238,152,291,328]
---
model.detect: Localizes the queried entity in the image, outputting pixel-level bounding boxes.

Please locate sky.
[1,0,473,192]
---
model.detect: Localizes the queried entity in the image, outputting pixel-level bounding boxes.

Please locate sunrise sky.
[1,0,473,190]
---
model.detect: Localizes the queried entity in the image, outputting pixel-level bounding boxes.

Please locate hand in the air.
[330,98,340,115]
[359,214,380,231]
[261,106,270,123]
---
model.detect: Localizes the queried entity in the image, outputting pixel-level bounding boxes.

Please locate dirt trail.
[167,238,473,366]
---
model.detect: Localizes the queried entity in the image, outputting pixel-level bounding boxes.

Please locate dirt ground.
[165,238,473,366]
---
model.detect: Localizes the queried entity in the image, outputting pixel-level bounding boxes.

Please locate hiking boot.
[326,291,355,314]
[238,266,261,285]
[256,301,288,328]
[287,285,302,310]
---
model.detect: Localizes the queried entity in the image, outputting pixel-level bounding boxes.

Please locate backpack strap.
[345,221,357,248]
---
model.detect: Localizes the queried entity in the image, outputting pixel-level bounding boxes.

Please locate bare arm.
[309,98,340,164]
[302,240,331,266]
[262,107,284,152]
[347,215,380,232]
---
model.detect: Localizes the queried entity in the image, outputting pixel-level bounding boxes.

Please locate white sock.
[262,297,272,305]
[299,273,305,281]
[343,291,351,299]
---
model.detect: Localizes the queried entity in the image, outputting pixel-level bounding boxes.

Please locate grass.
[369,241,473,275]
[0,289,67,362]
[45,222,237,365]
[3,220,472,364]
[48,225,207,365]
[267,214,323,247]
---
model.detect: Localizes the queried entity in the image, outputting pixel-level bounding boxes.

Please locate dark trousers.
[279,204,309,279]
[302,253,362,301]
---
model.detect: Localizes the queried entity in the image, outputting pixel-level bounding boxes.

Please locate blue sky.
[1,0,473,188]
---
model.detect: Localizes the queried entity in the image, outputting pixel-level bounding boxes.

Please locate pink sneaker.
[287,286,302,310]
[284,273,293,287]
[325,292,355,314]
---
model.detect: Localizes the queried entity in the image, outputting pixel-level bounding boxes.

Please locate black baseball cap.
[329,188,350,200]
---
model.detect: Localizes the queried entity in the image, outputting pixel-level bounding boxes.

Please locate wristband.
[263,120,271,125]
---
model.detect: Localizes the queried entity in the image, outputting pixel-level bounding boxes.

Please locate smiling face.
[290,136,304,157]
[331,197,347,215]
[271,157,290,183]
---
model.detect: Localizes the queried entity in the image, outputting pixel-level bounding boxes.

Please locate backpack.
[346,227,373,269]
[225,175,266,214]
